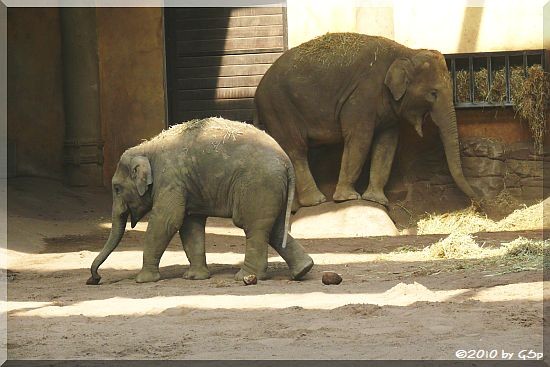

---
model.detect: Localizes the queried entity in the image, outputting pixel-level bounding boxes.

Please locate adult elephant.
[255,33,477,207]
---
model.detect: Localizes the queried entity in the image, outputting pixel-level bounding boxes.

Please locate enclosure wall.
[286,1,544,53]
[96,7,167,185]
[7,8,65,179]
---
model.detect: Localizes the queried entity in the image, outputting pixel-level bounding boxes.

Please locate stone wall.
[462,138,547,204]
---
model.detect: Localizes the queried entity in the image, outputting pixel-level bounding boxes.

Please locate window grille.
[444,50,546,108]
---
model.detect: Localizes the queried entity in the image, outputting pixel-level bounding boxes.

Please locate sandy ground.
[4,178,547,360]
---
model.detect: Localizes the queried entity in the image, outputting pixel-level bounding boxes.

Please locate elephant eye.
[114,185,122,195]
[427,90,438,102]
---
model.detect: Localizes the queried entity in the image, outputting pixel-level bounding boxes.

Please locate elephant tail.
[281,162,295,249]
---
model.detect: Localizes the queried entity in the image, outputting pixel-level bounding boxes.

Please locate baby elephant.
[87,117,314,285]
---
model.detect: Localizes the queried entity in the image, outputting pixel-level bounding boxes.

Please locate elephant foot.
[184,267,210,280]
[362,190,389,207]
[136,269,161,283]
[298,189,327,207]
[333,186,361,202]
[235,268,268,282]
[86,276,101,285]
[289,255,314,280]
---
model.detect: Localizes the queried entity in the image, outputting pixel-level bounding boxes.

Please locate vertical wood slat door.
[164,7,286,124]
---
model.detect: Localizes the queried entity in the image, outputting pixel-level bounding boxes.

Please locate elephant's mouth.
[129,207,141,228]
[411,113,429,138]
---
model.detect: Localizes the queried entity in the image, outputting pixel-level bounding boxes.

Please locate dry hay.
[455,70,471,103]
[513,65,550,155]
[420,234,547,272]
[497,201,544,231]
[139,117,250,149]
[486,66,525,105]
[456,66,526,104]
[424,233,483,259]
[455,64,549,154]
[486,68,505,105]
[294,32,372,67]
[417,205,494,235]
[474,68,489,102]
[383,233,548,275]
[502,236,546,257]
[477,189,522,216]
[417,200,544,235]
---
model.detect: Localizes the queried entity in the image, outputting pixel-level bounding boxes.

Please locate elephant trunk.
[86,203,129,285]
[432,101,477,199]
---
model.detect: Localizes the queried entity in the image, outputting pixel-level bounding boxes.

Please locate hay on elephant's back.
[294,32,371,67]
[142,117,250,147]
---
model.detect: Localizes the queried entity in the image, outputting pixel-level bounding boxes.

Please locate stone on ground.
[291,200,398,238]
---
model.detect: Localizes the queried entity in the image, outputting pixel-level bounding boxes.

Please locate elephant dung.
[322,272,342,285]
[243,274,257,286]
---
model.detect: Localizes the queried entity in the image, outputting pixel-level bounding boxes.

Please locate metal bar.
[505,55,510,103]
[523,52,528,77]
[451,58,457,104]
[468,56,474,103]
[444,49,545,108]
[487,56,491,103]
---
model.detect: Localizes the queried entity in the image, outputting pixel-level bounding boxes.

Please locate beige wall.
[287,0,545,53]
[96,7,167,186]
[7,8,65,179]
[545,1,550,49]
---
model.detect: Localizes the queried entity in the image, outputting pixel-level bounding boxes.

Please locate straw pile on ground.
[421,234,547,272]
[417,200,545,235]
[385,234,548,275]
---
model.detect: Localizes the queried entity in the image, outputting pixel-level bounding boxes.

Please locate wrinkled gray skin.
[255,33,478,207]
[87,118,314,285]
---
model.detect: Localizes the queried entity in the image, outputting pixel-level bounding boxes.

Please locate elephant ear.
[385,58,413,101]
[130,156,153,196]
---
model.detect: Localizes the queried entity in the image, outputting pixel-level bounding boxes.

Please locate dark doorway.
[164,7,286,125]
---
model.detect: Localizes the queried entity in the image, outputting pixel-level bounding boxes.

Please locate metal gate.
[164,7,287,124]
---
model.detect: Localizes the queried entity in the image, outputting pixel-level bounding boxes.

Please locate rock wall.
[386,135,547,226]
[461,138,547,204]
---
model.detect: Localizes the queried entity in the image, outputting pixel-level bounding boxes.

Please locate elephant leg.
[270,226,313,280]
[179,215,209,280]
[334,130,373,202]
[287,148,326,207]
[235,225,270,281]
[136,191,186,283]
[363,127,399,206]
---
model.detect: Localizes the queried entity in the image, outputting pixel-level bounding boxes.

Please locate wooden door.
[164,7,286,124]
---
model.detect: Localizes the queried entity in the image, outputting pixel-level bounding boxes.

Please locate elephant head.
[384,50,477,199]
[86,153,154,285]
